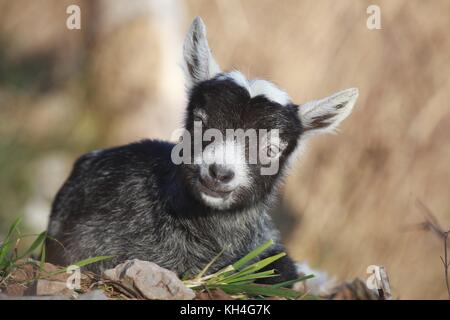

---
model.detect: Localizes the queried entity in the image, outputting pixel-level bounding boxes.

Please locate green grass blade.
[183,240,310,299]
[271,274,315,288]
[17,231,47,260]
[0,241,13,270]
[0,217,23,268]
[71,255,114,268]
[210,252,285,286]
[39,241,46,270]
[194,246,228,280]
[248,252,285,271]
[48,255,114,276]
[5,217,22,240]
[219,283,302,299]
[225,272,278,285]
[232,239,273,270]
[216,268,276,284]
[223,280,255,286]
[208,269,275,285]
[224,252,286,282]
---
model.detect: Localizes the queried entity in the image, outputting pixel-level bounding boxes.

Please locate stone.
[9,262,35,282]
[78,289,109,300]
[38,262,71,282]
[103,259,195,300]
[35,279,74,297]
[5,284,27,297]
[0,293,68,300]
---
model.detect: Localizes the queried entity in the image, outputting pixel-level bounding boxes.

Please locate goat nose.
[208,164,235,183]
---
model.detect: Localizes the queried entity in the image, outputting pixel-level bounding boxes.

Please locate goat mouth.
[197,179,233,198]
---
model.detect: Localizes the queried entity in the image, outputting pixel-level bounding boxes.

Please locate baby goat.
[46,17,358,283]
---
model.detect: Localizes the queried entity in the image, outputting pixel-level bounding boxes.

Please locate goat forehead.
[217,71,291,106]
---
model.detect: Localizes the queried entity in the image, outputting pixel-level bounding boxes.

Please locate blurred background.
[0,0,449,299]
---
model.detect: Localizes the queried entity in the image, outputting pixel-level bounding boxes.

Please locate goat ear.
[183,17,221,90]
[298,88,358,137]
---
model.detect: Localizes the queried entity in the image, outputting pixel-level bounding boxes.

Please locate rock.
[0,293,69,300]
[9,263,36,282]
[38,262,71,282]
[3,263,37,297]
[0,289,108,300]
[103,259,195,300]
[78,290,109,300]
[5,284,27,297]
[35,279,74,297]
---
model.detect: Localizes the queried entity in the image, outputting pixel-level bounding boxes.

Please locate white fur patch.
[200,192,232,209]
[249,79,291,106]
[196,139,249,190]
[218,71,291,106]
[195,139,250,209]
[217,71,251,93]
[294,262,336,296]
